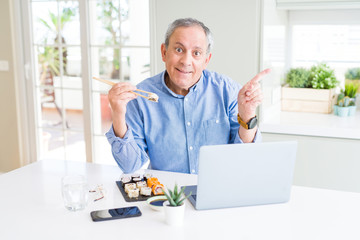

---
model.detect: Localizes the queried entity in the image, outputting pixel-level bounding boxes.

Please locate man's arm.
[106,82,149,173]
[106,124,149,173]
[108,82,137,138]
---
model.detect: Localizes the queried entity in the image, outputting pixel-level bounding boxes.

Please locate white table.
[1,160,360,240]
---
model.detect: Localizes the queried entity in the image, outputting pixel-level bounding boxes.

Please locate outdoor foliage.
[37,7,76,76]
[345,68,360,80]
[97,0,129,79]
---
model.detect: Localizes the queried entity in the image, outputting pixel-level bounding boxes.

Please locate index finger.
[249,68,271,84]
[240,68,271,94]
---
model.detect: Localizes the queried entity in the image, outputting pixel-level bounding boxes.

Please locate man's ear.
[161,43,167,62]
[204,53,212,67]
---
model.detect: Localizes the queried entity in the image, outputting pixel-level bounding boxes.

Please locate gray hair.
[164,18,214,54]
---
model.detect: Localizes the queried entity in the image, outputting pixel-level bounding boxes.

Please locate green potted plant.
[334,92,349,117]
[282,63,339,114]
[162,183,191,226]
[345,67,360,93]
[334,82,359,117]
[309,63,339,89]
[345,82,359,116]
[285,67,311,88]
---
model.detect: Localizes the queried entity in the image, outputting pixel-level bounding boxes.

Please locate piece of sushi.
[136,181,147,189]
[140,186,152,196]
[143,173,152,180]
[152,184,164,195]
[131,174,141,180]
[124,183,136,193]
[121,176,132,186]
[147,177,159,188]
[132,177,143,183]
[128,188,139,198]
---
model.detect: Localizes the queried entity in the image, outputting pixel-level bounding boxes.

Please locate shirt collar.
[161,71,205,98]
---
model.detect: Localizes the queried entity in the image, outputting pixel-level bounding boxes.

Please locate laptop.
[184,141,297,210]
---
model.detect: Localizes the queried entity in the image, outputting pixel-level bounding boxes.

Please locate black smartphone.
[90,206,142,222]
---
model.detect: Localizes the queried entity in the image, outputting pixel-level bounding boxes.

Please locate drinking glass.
[61,175,88,211]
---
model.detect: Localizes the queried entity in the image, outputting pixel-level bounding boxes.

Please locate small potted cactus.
[162,183,191,226]
[334,82,359,117]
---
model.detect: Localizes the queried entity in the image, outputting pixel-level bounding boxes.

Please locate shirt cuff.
[234,127,262,143]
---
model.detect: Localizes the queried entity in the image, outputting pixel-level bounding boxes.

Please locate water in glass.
[62,175,88,211]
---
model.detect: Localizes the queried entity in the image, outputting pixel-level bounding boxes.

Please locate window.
[289,10,360,85]
[23,0,150,164]
[260,5,360,139]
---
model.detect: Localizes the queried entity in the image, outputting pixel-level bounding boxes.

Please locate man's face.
[161,26,212,95]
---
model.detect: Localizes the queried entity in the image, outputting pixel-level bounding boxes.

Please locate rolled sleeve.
[106,125,135,146]
[105,125,148,173]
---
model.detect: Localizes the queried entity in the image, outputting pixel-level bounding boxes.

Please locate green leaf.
[177,191,192,206]
[162,188,176,206]
[174,184,178,196]
[169,189,175,199]
[178,186,186,196]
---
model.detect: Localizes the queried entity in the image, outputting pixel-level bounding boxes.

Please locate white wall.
[151,0,262,85]
[263,133,360,193]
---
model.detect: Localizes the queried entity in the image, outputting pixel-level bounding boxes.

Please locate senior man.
[106,18,270,174]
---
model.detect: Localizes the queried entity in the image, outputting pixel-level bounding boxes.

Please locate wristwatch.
[237,114,257,130]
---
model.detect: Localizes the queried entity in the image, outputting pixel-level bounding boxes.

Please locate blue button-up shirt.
[106,70,261,174]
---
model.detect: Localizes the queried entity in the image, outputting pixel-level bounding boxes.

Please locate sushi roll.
[147,177,159,188]
[128,188,139,198]
[136,181,147,189]
[144,173,152,180]
[124,183,136,193]
[152,184,164,195]
[140,186,152,196]
[131,174,141,181]
[132,177,143,183]
[121,176,132,186]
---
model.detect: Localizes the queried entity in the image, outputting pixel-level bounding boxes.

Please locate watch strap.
[237,114,257,130]
[237,113,249,129]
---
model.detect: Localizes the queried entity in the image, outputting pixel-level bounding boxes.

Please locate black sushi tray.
[116,181,156,202]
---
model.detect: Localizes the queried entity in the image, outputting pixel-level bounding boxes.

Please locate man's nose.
[180,52,192,65]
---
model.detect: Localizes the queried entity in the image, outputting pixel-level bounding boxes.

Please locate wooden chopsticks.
[92,77,159,102]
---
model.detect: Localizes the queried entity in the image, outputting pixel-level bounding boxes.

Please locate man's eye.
[194,51,201,56]
[175,48,183,53]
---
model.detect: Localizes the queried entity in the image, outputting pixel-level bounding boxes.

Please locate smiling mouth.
[176,68,192,74]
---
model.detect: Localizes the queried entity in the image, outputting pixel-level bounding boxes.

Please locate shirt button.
[189,146,193,150]
[185,98,188,102]
[216,119,219,123]
[187,122,191,126]
[192,169,195,173]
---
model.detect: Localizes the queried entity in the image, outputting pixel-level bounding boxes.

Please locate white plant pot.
[163,200,185,226]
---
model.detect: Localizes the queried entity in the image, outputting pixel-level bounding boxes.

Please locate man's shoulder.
[136,72,164,90]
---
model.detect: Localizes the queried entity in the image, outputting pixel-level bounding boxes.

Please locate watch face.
[248,117,258,129]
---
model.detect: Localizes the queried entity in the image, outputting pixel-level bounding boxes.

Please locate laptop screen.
[184,141,297,210]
